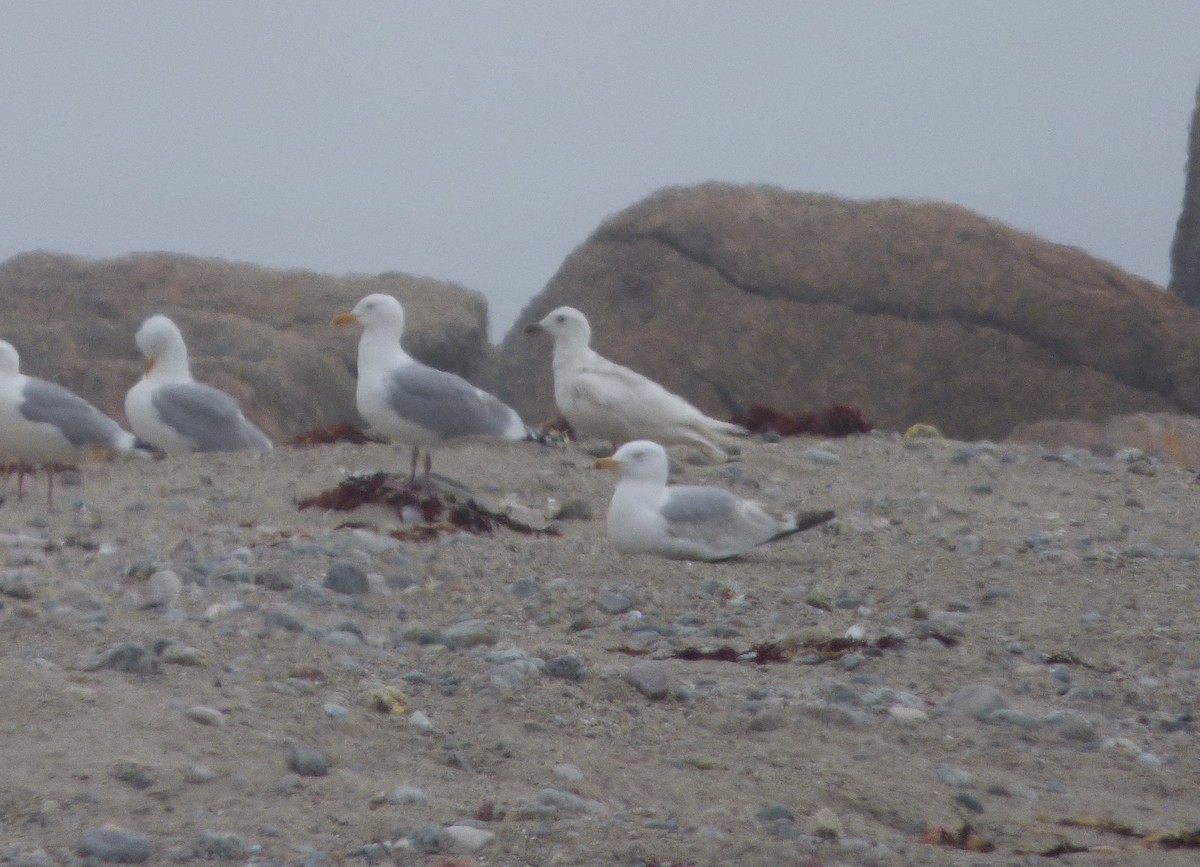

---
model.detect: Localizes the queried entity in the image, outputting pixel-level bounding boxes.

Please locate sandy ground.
[0,432,1197,866]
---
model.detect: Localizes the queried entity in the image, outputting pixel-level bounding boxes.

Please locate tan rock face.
[490,183,1200,440]
[0,251,491,442]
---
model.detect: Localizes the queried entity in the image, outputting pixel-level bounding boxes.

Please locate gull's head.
[135,315,186,371]
[525,306,591,346]
[596,439,669,484]
[334,293,405,333]
[0,340,20,375]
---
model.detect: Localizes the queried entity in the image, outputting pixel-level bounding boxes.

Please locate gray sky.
[2,3,1198,339]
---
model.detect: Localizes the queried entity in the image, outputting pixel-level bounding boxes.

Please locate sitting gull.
[333,293,534,488]
[125,315,273,455]
[596,439,815,561]
[525,306,747,460]
[0,339,148,503]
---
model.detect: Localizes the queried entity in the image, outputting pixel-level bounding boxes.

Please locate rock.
[437,825,495,853]
[441,618,497,649]
[554,763,585,783]
[943,684,1009,720]
[544,653,586,681]
[286,744,329,776]
[933,763,973,787]
[808,806,844,839]
[191,830,245,861]
[142,570,182,608]
[0,251,491,440]
[77,825,151,862]
[597,590,636,615]
[409,710,434,732]
[388,785,429,806]
[490,183,1200,440]
[84,642,161,676]
[324,561,369,595]
[185,706,226,726]
[537,787,599,813]
[626,660,671,699]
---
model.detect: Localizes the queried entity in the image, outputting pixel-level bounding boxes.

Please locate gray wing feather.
[152,383,271,452]
[387,364,515,439]
[660,486,738,524]
[21,379,125,447]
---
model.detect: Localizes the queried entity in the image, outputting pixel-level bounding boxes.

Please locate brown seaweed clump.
[732,404,872,438]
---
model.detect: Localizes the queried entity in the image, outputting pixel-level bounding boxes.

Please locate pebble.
[544,653,587,681]
[185,705,226,726]
[933,763,973,787]
[388,784,429,806]
[626,660,671,699]
[409,710,434,732]
[800,447,841,466]
[554,762,585,783]
[438,824,495,852]
[943,683,1009,720]
[190,830,246,861]
[441,618,498,649]
[142,570,182,608]
[77,825,151,862]
[84,642,161,676]
[324,561,369,595]
[286,744,329,776]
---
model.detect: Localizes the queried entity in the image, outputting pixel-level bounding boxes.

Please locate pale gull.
[525,306,747,460]
[0,339,148,503]
[596,439,812,561]
[333,293,534,487]
[125,315,273,455]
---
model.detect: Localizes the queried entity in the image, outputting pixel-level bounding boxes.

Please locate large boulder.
[1171,78,1200,306]
[0,251,490,441]
[490,183,1200,440]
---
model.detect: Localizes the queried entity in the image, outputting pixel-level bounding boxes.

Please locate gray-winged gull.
[124,315,273,455]
[334,293,534,488]
[0,339,148,503]
[525,306,747,460]
[596,439,810,561]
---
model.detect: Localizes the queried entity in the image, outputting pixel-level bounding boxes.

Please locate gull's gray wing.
[21,378,126,447]
[152,383,272,453]
[387,363,518,439]
[660,485,739,525]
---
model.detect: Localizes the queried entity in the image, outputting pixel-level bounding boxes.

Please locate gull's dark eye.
[556,314,565,323]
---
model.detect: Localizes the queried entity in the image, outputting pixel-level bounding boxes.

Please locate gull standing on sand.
[333,293,534,487]
[0,339,149,503]
[125,315,273,455]
[526,306,747,460]
[596,440,821,561]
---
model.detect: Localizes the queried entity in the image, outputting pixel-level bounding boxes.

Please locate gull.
[526,306,747,460]
[596,439,829,561]
[125,315,273,455]
[333,293,534,488]
[0,339,148,504]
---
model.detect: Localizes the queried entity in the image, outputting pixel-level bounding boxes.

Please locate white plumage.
[527,306,746,459]
[598,440,804,561]
[334,293,532,484]
[0,339,145,502]
[125,315,272,455]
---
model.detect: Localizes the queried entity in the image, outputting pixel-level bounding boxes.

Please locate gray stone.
[286,744,329,776]
[597,590,636,615]
[324,560,369,595]
[626,660,671,699]
[77,825,151,862]
[544,653,586,682]
[441,618,497,649]
[943,684,1009,720]
[389,784,429,806]
[438,825,495,853]
[84,642,161,676]
[191,830,246,861]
